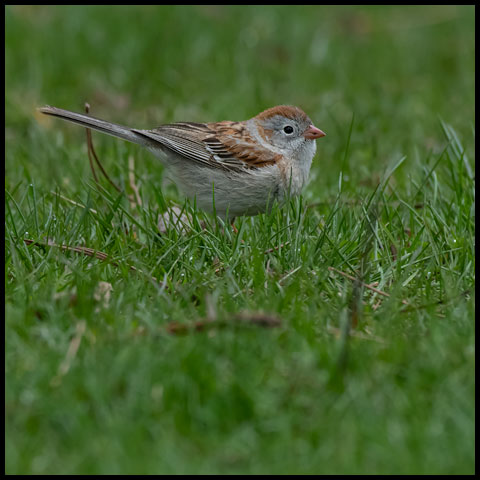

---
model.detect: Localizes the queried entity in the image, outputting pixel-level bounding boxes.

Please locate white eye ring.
[283,125,294,134]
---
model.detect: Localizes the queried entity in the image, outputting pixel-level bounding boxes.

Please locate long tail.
[38,105,155,148]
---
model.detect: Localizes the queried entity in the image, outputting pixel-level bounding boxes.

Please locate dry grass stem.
[264,242,291,254]
[128,155,142,209]
[84,102,122,192]
[328,266,409,306]
[50,320,86,386]
[166,311,282,335]
[49,191,98,215]
[23,238,163,286]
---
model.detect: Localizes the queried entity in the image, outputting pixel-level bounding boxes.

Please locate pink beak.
[303,125,326,139]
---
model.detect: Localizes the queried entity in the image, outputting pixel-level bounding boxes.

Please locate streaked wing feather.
[132,121,277,171]
[132,124,215,167]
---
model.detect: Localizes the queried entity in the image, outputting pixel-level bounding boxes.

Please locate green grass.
[5,5,475,475]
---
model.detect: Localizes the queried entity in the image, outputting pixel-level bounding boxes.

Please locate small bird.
[39,105,325,219]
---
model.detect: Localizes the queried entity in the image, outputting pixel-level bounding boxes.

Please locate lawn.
[5,5,475,474]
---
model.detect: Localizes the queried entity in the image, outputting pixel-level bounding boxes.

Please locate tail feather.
[38,105,155,148]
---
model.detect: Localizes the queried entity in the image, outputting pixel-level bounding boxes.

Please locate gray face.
[262,115,311,154]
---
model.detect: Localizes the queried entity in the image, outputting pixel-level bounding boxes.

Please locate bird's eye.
[283,125,294,134]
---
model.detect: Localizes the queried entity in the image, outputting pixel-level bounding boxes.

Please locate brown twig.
[328,266,409,306]
[23,238,163,287]
[85,102,99,184]
[166,312,282,335]
[84,102,122,192]
[264,242,291,254]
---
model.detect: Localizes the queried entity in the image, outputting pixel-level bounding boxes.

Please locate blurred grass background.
[5,5,475,475]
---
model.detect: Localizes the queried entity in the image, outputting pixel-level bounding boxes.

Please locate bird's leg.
[230,217,238,234]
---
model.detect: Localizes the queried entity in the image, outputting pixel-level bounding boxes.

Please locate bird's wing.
[132,122,279,171]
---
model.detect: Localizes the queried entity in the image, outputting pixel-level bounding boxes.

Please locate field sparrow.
[39,105,325,219]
